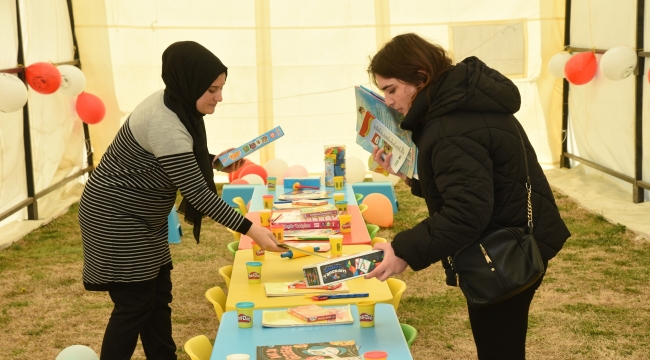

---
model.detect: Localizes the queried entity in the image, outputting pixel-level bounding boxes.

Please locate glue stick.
[280,246,320,259]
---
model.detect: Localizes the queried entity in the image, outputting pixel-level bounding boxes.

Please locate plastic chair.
[371,237,387,247]
[400,323,418,348]
[366,223,379,240]
[387,278,406,310]
[355,193,364,203]
[184,334,213,360]
[218,265,233,289]
[358,203,369,214]
[226,240,239,256]
[205,286,227,323]
[232,196,248,216]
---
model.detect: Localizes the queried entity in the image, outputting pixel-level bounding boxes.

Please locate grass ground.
[0,182,649,359]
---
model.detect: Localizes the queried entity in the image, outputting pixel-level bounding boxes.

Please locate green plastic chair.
[366,223,379,240]
[355,193,364,203]
[400,323,418,348]
[226,241,239,256]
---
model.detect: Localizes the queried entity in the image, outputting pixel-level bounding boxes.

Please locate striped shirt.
[78,90,251,290]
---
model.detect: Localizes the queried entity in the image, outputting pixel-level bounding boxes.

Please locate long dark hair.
[368,33,452,92]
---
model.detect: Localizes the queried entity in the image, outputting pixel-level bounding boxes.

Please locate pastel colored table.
[249,183,358,211]
[225,245,393,311]
[210,304,413,359]
[238,204,370,250]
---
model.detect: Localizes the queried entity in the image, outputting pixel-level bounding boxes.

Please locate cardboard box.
[302,250,384,286]
[324,145,346,187]
[214,126,284,170]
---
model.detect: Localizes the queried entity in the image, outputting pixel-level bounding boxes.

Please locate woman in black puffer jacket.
[364,33,570,360]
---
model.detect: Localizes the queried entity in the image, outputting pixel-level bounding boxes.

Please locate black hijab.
[161,41,227,243]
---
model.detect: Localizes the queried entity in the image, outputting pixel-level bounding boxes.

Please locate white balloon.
[371,171,401,186]
[0,73,28,113]
[57,65,87,96]
[263,158,289,185]
[346,156,367,184]
[548,52,572,78]
[599,46,638,80]
[56,345,99,360]
[240,173,265,185]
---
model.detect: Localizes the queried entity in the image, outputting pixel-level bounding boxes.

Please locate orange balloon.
[564,52,597,85]
[229,159,253,182]
[361,193,394,227]
[238,164,268,185]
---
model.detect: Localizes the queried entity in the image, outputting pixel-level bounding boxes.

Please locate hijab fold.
[161,41,228,243]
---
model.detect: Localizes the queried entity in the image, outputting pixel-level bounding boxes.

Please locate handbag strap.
[509,117,533,234]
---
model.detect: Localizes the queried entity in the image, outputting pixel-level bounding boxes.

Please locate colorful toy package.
[324,145,346,187]
[213,126,284,170]
[302,250,384,286]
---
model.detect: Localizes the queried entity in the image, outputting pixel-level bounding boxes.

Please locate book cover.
[355,86,417,178]
[214,126,284,170]
[278,189,330,201]
[288,304,337,322]
[257,340,360,359]
[292,199,329,207]
[264,282,349,297]
[302,250,385,286]
[271,210,340,230]
[261,306,354,328]
[300,204,338,218]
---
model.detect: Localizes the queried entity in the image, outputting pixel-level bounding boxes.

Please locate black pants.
[100,266,177,360]
[467,274,544,360]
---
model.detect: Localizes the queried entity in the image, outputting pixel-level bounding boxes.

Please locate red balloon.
[238,164,268,185]
[229,160,253,182]
[564,52,597,85]
[230,178,249,185]
[76,92,106,124]
[25,62,61,94]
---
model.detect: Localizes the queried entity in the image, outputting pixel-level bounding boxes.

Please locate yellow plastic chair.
[204,286,226,323]
[232,197,248,216]
[226,240,239,256]
[371,237,388,247]
[226,228,242,242]
[184,335,213,360]
[400,323,418,348]
[387,278,406,310]
[218,265,232,289]
[355,193,364,203]
[358,203,369,214]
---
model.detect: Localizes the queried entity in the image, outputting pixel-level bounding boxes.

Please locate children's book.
[271,209,340,230]
[300,204,338,218]
[264,281,349,297]
[288,304,337,322]
[355,86,418,178]
[213,126,284,170]
[278,189,330,201]
[257,340,360,359]
[283,228,338,240]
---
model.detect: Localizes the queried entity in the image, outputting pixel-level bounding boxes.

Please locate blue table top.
[249,183,358,211]
[210,303,412,359]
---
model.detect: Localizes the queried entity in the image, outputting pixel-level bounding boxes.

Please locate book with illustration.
[355,86,417,179]
[278,189,330,201]
[300,204,339,218]
[257,340,360,359]
[271,209,340,231]
[263,281,349,297]
[213,126,284,170]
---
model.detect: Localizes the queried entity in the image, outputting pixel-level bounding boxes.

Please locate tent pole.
[560,0,571,169]
[633,0,645,203]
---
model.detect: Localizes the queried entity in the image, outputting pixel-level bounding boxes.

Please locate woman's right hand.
[245,224,285,252]
[372,145,407,180]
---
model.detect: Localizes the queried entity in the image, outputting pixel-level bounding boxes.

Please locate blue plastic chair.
[168,205,182,244]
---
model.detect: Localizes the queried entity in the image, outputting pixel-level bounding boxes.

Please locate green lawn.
[0,182,648,359]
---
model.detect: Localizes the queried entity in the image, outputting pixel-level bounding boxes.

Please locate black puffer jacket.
[391,57,570,272]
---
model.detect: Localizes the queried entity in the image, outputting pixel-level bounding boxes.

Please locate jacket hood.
[401,57,521,135]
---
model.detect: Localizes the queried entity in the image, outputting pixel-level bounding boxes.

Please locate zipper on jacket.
[479,244,505,288]
[447,256,459,286]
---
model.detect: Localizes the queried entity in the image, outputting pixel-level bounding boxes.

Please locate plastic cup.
[259,209,272,226]
[329,234,343,258]
[333,192,345,202]
[266,177,276,192]
[262,194,274,210]
[236,301,255,328]
[334,175,345,190]
[339,214,352,234]
[335,200,348,213]
[357,300,376,328]
[251,242,265,260]
[226,355,250,360]
[270,224,285,243]
[363,351,388,359]
[245,261,262,284]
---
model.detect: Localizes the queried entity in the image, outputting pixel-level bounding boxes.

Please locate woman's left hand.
[364,242,408,281]
[213,148,246,173]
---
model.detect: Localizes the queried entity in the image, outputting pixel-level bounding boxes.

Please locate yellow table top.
[225,245,394,311]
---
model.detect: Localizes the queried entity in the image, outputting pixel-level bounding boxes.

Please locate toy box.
[213,126,284,170]
[324,145,346,187]
[302,250,384,286]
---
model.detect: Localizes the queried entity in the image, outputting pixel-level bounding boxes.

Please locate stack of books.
[271,209,340,230]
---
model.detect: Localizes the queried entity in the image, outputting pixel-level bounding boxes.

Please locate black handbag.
[447,118,545,309]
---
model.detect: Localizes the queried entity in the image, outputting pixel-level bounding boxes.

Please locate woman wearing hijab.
[78,41,283,360]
